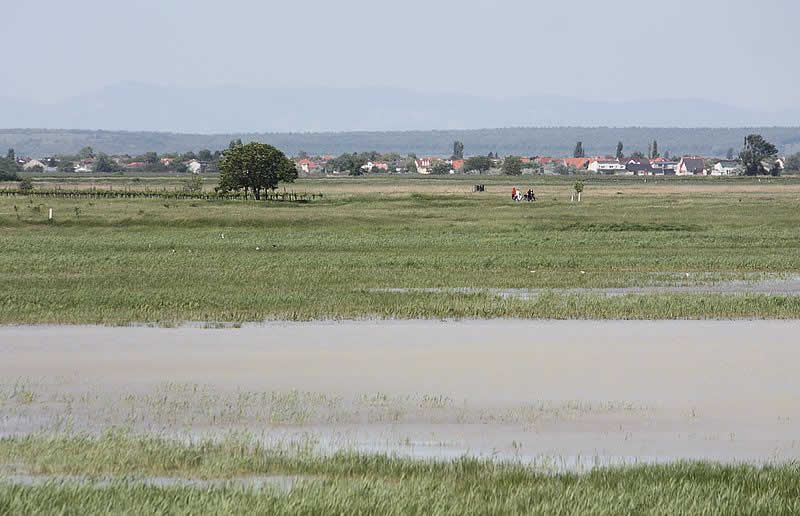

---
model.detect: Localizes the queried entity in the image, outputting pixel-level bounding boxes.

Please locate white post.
[570,194,574,202]
[578,192,581,202]
[48,208,53,221]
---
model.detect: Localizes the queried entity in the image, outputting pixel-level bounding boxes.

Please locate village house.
[676,156,706,175]
[711,160,740,176]
[22,159,47,170]
[295,158,320,174]
[187,159,203,174]
[623,158,653,175]
[415,157,434,174]
[449,159,465,170]
[563,157,591,170]
[360,161,389,172]
[588,159,625,173]
[650,157,678,174]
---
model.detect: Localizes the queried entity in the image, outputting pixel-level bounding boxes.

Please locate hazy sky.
[2,0,799,110]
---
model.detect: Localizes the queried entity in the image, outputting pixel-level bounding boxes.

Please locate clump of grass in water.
[1,433,800,514]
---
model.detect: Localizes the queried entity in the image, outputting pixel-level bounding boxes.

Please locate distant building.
[711,160,740,176]
[676,156,705,175]
[187,159,203,174]
[415,157,434,174]
[450,159,465,170]
[295,159,320,174]
[623,158,653,175]
[563,157,592,170]
[360,161,389,172]
[650,158,678,174]
[22,159,46,170]
[588,159,625,173]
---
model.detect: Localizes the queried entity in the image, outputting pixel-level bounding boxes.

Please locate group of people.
[511,187,536,202]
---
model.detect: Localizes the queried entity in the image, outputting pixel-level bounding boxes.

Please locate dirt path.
[2,320,799,469]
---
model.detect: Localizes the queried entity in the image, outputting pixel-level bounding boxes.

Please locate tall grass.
[1,433,798,514]
[1,183,800,323]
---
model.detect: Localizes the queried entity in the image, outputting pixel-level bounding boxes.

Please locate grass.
[1,176,800,323]
[1,433,799,514]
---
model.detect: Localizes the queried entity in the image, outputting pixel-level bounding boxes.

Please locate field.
[2,175,800,324]
[3,174,800,513]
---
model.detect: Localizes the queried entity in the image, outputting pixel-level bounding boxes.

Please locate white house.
[360,161,389,172]
[187,159,203,174]
[588,159,625,173]
[650,159,678,174]
[675,157,706,175]
[22,159,47,170]
[415,157,433,174]
[711,160,739,176]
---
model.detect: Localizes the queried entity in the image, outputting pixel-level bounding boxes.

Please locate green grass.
[1,433,799,514]
[1,177,800,323]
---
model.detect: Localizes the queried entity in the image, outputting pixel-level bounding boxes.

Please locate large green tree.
[463,155,492,173]
[0,155,20,180]
[94,154,119,173]
[430,161,451,175]
[502,156,522,176]
[739,134,778,176]
[218,142,297,199]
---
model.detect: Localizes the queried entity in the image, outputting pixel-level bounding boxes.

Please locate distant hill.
[2,82,800,134]
[2,127,800,158]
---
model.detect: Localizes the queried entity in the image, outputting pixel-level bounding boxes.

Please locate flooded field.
[2,320,800,470]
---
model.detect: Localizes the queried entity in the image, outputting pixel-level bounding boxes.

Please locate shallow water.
[2,320,800,470]
[373,275,800,298]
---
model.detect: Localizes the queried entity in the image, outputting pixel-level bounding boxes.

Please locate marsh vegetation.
[2,176,800,323]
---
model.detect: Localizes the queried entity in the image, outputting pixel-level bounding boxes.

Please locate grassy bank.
[1,177,799,323]
[1,433,798,514]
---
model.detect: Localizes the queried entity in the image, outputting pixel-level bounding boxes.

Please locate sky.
[2,0,799,111]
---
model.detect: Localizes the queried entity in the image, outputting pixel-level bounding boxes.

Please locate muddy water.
[2,321,800,470]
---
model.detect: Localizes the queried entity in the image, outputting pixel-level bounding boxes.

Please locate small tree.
[616,141,624,159]
[6,148,15,162]
[573,180,584,202]
[573,141,585,158]
[739,134,778,176]
[430,161,451,175]
[182,175,203,193]
[197,149,213,161]
[726,147,735,160]
[502,156,522,176]
[218,142,297,199]
[19,177,33,193]
[651,140,659,159]
[786,153,800,171]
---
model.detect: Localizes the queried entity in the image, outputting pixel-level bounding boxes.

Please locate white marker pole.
[48,208,53,221]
